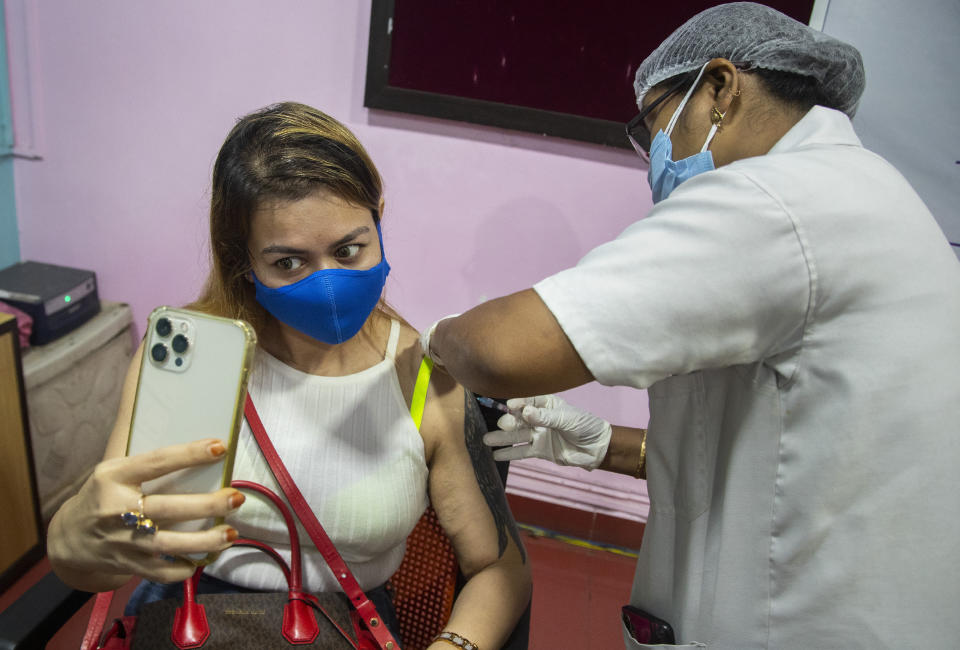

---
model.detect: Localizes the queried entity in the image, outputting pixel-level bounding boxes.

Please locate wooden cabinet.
[0,312,43,593]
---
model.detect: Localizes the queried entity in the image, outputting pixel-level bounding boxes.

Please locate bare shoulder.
[392,318,465,461]
[391,318,423,402]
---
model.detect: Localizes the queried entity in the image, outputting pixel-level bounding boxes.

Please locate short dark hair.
[752,68,826,112]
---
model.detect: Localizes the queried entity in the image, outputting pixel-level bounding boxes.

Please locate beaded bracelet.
[434,630,479,650]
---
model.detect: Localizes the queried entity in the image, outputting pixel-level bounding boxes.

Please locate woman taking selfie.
[48,102,531,650]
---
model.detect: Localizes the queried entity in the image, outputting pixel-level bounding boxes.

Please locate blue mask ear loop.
[373,219,386,265]
[663,61,721,154]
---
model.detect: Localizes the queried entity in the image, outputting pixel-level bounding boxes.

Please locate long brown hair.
[190,102,393,334]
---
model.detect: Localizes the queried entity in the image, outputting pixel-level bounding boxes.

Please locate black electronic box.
[0,261,100,345]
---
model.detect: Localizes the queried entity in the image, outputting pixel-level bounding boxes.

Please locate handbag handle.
[167,480,358,649]
[244,395,400,650]
[231,538,291,583]
[230,480,358,644]
[231,479,302,590]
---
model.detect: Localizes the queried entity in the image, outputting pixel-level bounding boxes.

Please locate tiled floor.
[522,528,637,649]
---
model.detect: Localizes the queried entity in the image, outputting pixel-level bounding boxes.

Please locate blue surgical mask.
[252,222,391,344]
[648,62,720,204]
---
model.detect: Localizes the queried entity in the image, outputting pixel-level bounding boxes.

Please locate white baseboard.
[505,458,649,522]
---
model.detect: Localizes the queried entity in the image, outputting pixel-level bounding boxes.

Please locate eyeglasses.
[626,62,752,163]
[625,73,696,163]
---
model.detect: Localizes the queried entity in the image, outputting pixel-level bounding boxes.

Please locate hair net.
[633,2,865,116]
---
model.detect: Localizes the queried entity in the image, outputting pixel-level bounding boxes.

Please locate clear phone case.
[126,306,256,562]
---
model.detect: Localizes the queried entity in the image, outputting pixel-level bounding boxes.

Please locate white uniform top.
[535,107,960,649]
[205,319,429,592]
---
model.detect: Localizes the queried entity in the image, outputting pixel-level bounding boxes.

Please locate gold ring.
[120,494,158,535]
[136,516,158,535]
[136,494,157,534]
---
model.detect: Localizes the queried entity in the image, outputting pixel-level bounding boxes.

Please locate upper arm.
[436,288,594,398]
[441,171,811,392]
[102,341,144,460]
[420,371,527,577]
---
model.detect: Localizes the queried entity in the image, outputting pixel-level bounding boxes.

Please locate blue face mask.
[252,222,391,345]
[647,62,720,204]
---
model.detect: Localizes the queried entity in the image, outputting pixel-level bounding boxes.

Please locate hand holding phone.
[47,436,246,589]
[125,307,256,560]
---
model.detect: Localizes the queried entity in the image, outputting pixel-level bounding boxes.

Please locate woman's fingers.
[140,488,244,524]
[140,563,197,585]
[121,489,243,571]
[107,439,228,485]
[146,525,239,559]
[131,525,239,583]
[47,443,243,585]
[137,553,198,584]
[84,518,238,581]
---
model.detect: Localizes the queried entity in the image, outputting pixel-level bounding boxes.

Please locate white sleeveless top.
[205,320,429,592]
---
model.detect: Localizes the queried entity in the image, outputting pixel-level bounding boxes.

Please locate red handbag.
[81,395,400,650]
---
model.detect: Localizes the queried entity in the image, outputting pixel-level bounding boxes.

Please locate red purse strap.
[81,591,114,650]
[243,394,399,650]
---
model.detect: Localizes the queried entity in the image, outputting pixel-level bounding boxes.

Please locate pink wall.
[10,2,650,519]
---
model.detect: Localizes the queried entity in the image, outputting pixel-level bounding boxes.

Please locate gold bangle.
[634,429,647,480]
[434,630,479,650]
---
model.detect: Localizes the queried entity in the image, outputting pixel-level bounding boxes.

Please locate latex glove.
[483,394,612,470]
[418,313,459,367]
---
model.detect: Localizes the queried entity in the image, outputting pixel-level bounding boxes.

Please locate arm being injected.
[424,292,648,477]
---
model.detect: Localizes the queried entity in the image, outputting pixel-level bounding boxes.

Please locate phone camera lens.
[171,334,189,354]
[151,343,168,363]
[155,317,172,337]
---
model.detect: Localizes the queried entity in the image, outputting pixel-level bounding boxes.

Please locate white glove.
[418,314,459,367]
[483,394,612,470]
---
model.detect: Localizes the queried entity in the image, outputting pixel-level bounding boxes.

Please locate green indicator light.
[64,295,72,303]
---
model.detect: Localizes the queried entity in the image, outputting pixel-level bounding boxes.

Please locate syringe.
[476,396,511,413]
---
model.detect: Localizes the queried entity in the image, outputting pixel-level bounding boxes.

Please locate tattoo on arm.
[463,392,527,563]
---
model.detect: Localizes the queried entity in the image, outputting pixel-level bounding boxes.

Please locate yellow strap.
[410,356,434,430]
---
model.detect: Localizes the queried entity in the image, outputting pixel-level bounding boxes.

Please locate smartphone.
[126,306,256,557]
[622,605,676,644]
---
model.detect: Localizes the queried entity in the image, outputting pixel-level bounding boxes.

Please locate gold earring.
[711,107,725,126]
[733,89,742,97]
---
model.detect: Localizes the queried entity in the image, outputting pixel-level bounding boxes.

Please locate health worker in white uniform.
[420,3,960,649]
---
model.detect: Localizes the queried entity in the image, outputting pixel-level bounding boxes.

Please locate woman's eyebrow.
[261,244,309,255]
[329,226,370,249]
[260,227,370,256]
